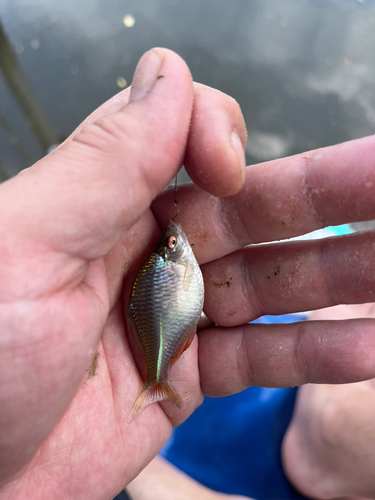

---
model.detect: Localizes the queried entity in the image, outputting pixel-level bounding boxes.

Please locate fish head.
[157,219,192,263]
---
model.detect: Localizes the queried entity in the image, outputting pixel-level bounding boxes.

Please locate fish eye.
[168,236,177,249]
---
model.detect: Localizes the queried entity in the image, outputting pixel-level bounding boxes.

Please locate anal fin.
[169,328,196,368]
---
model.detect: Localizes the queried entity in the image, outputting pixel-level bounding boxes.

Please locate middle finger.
[203,231,375,326]
[153,135,375,265]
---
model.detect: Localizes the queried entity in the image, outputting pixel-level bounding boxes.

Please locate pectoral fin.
[182,263,194,292]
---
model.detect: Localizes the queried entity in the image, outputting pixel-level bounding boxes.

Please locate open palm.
[2,48,375,500]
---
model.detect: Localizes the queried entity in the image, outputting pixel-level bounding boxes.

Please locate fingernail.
[129,50,163,102]
[231,130,246,181]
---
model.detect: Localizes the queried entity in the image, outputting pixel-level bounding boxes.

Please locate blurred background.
[1,0,375,181]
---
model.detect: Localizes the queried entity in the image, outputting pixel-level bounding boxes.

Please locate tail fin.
[130,380,183,421]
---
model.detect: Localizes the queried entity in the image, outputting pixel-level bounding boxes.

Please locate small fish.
[127,219,204,420]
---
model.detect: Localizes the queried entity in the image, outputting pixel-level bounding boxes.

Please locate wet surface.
[1,0,375,178]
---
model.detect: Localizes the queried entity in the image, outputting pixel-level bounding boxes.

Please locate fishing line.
[172,173,179,220]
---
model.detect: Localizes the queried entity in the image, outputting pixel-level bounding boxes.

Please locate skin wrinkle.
[215,198,240,248]
[254,162,300,238]
[203,231,375,328]
[55,380,128,497]
[242,254,266,319]
[325,233,375,304]
[297,323,317,385]
[222,320,375,395]
[241,326,255,389]
[3,465,44,499]
[263,254,293,313]
[231,180,263,246]
[73,116,160,206]
[301,154,328,228]
[231,182,256,247]
[347,327,375,382]
[315,238,337,308]
[320,322,369,384]
[221,330,247,396]
[1,418,67,495]
[73,121,120,153]
[321,237,347,307]
[275,323,316,385]
[304,141,375,226]
[99,336,121,429]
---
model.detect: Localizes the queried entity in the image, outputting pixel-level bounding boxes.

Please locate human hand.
[282,304,375,499]
[152,135,375,397]
[0,48,246,499]
[127,456,250,500]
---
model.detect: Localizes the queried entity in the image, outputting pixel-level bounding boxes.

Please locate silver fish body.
[128,220,204,419]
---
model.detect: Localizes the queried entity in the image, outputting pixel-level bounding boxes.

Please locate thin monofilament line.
[172,173,179,220]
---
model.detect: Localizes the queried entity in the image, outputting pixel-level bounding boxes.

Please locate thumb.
[0,48,193,263]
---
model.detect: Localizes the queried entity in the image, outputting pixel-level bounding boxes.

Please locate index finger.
[63,82,247,198]
[153,135,375,264]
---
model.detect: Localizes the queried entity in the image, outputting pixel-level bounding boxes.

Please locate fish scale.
[127,220,204,420]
